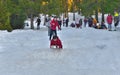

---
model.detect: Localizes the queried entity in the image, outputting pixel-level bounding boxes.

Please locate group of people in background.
[70,11,120,31]
[36,12,120,34]
[35,11,120,49]
[107,11,119,31]
[103,11,119,31]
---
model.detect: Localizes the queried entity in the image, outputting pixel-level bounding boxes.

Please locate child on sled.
[50,35,63,49]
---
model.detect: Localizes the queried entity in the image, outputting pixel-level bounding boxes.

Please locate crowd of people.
[70,11,120,31]
[35,11,120,49]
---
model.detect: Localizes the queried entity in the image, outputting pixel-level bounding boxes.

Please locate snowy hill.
[0,25,120,75]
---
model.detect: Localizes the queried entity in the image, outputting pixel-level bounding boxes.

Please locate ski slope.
[0,25,120,75]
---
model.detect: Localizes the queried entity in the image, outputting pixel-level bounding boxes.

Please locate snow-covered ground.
[0,12,120,75]
[0,25,120,75]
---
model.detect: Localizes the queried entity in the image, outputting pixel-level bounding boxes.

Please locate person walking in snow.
[49,17,61,40]
[36,17,41,29]
[106,13,113,31]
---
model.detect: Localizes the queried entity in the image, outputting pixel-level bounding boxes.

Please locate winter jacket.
[93,18,97,25]
[50,36,62,49]
[50,19,60,30]
[107,15,113,24]
[36,18,41,24]
[114,13,119,23]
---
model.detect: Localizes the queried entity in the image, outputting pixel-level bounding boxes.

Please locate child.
[50,35,63,49]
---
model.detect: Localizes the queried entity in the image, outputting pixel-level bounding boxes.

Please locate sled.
[50,46,62,50]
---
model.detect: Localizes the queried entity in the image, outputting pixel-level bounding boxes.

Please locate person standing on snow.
[106,13,113,31]
[65,17,69,27]
[79,18,82,28]
[114,11,119,31]
[36,17,41,29]
[49,17,61,40]
[58,17,62,29]
[46,16,51,36]
[84,18,87,27]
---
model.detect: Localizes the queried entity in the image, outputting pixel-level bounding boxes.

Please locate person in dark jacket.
[58,18,62,29]
[88,17,93,27]
[36,17,41,29]
[66,17,69,27]
[50,35,63,49]
[79,18,82,28]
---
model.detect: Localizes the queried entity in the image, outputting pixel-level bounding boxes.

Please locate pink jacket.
[107,15,113,24]
[50,19,60,30]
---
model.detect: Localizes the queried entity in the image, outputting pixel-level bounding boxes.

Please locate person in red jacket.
[49,17,61,40]
[50,35,63,49]
[107,13,113,31]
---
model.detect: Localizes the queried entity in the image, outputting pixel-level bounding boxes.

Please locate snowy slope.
[0,25,120,75]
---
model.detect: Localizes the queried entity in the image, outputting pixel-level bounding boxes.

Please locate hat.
[53,35,58,39]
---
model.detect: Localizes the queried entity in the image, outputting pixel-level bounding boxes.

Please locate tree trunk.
[101,0,105,23]
[73,12,75,21]
[78,8,81,15]
[102,11,105,22]
[73,1,75,21]
[44,14,46,26]
[95,9,98,23]
[30,14,34,29]
[95,0,98,23]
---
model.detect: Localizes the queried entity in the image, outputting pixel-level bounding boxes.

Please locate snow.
[0,14,120,75]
